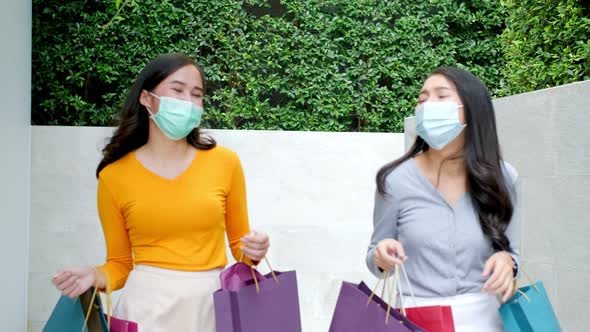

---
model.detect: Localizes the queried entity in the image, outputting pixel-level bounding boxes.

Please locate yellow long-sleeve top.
[97,146,251,291]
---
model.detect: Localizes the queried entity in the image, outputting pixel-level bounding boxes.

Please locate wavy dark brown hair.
[96,53,216,177]
[376,67,515,253]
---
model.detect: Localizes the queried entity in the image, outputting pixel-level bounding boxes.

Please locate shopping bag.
[499,273,561,332]
[214,258,302,332]
[44,271,137,332]
[220,262,267,291]
[43,287,109,332]
[329,268,425,332]
[396,264,455,332]
[108,316,139,332]
[404,306,455,332]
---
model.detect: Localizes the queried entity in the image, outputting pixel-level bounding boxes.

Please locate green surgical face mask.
[147,92,203,140]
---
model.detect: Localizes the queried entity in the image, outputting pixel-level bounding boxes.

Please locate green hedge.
[500,0,590,95]
[32,0,506,132]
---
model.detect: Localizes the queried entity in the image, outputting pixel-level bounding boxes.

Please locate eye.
[172,88,182,93]
[192,93,203,98]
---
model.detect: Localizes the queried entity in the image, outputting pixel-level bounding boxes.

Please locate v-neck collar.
[408,158,467,210]
[131,149,199,182]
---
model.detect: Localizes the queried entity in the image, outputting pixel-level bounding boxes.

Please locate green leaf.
[32,0,548,132]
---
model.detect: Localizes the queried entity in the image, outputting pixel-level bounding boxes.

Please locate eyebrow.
[419,86,452,95]
[169,80,203,91]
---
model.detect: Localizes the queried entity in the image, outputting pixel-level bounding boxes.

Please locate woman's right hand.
[374,238,408,272]
[52,267,98,298]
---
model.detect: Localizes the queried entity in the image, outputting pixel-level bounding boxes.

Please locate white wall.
[494,81,590,332]
[27,127,404,331]
[0,0,31,331]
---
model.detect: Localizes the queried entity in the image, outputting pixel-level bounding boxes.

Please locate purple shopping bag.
[214,270,302,332]
[329,281,426,332]
[220,262,267,291]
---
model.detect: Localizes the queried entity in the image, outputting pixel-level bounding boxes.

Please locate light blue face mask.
[147,92,203,140]
[415,101,466,150]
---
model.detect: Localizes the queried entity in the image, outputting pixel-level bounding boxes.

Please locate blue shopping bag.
[499,281,561,332]
[43,287,109,332]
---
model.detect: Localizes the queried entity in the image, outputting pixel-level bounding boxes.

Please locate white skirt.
[113,265,222,332]
[400,292,504,332]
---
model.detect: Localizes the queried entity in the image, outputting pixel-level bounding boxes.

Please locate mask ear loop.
[145,91,160,116]
[147,91,160,99]
[457,103,467,127]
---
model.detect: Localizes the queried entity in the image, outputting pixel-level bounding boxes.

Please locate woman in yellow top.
[51,53,270,331]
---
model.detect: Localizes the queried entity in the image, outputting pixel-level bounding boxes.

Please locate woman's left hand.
[241,231,270,261]
[482,251,515,302]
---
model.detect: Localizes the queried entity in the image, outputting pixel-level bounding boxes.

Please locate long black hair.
[96,53,216,178]
[376,67,514,253]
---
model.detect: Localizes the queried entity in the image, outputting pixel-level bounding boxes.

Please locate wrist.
[92,266,107,290]
[498,251,517,277]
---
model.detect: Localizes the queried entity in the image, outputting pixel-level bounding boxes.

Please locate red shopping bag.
[405,306,455,332]
[397,265,455,332]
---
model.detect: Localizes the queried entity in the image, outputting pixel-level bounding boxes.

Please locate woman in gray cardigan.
[367,67,518,332]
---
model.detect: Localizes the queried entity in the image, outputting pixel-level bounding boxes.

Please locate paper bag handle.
[239,251,279,293]
[82,268,111,332]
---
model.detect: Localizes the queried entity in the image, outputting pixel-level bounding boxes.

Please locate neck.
[423,141,465,177]
[144,123,192,161]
